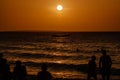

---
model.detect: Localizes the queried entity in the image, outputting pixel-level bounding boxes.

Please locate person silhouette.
[99,49,112,80]
[87,55,97,80]
[2,59,11,80]
[0,53,4,79]
[37,63,53,80]
[0,53,11,80]
[13,60,27,80]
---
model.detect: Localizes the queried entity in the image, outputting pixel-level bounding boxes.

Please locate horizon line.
[0,30,120,33]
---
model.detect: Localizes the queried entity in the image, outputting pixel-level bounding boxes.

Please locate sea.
[0,32,120,79]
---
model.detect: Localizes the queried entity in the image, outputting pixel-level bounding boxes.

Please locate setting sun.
[57,5,63,11]
[0,0,120,31]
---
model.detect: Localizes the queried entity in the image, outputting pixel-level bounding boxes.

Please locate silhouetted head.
[0,53,3,58]
[41,63,48,71]
[16,60,22,66]
[101,49,107,56]
[91,56,96,61]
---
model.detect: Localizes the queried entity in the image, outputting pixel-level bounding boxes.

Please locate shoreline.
[26,75,120,80]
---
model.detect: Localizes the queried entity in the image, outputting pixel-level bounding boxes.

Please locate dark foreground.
[27,75,120,80]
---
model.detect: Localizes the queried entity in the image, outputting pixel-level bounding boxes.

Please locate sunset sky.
[0,0,120,31]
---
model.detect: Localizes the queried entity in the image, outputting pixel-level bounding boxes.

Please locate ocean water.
[0,32,120,79]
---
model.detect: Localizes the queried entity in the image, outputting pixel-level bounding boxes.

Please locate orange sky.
[0,0,120,31]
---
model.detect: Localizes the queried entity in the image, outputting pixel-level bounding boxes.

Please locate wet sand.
[27,75,120,80]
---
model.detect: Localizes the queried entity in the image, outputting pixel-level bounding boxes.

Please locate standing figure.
[0,53,4,79]
[13,61,27,80]
[2,59,12,80]
[0,53,11,80]
[87,56,97,80]
[37,63,53,80]
[99,50,112,80]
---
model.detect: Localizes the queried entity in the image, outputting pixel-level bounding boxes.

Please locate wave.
[9,61,120,75]
[9,61,88,73]
[3,51,89,61]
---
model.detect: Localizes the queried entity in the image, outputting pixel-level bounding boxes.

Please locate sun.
[57,5,63,11]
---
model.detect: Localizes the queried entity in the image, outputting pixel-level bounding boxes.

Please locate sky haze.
[0,0,120,31]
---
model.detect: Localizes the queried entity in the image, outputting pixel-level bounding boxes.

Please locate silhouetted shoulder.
[37,63,53,80]
[100,55,111,63]
[37,71,52,80]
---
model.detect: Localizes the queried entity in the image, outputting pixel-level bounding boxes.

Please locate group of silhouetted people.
[0,53,53,80]
[0,53,27,80]
[0,49,112,80]
[87,49,112,80]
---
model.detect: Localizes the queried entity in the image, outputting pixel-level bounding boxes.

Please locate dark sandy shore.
[26,75,85,80]
[26,75,120,80]
[27,75,85,80]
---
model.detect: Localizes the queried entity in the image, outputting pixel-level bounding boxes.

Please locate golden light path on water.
[4,49,120,70]
[1,35,120,79]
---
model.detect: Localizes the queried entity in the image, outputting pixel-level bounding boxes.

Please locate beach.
[0,32,120,79]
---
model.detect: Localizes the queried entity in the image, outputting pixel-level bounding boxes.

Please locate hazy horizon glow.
[0,0,120,31]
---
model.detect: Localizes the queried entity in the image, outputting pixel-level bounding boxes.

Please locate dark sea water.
[0,32,120,79]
